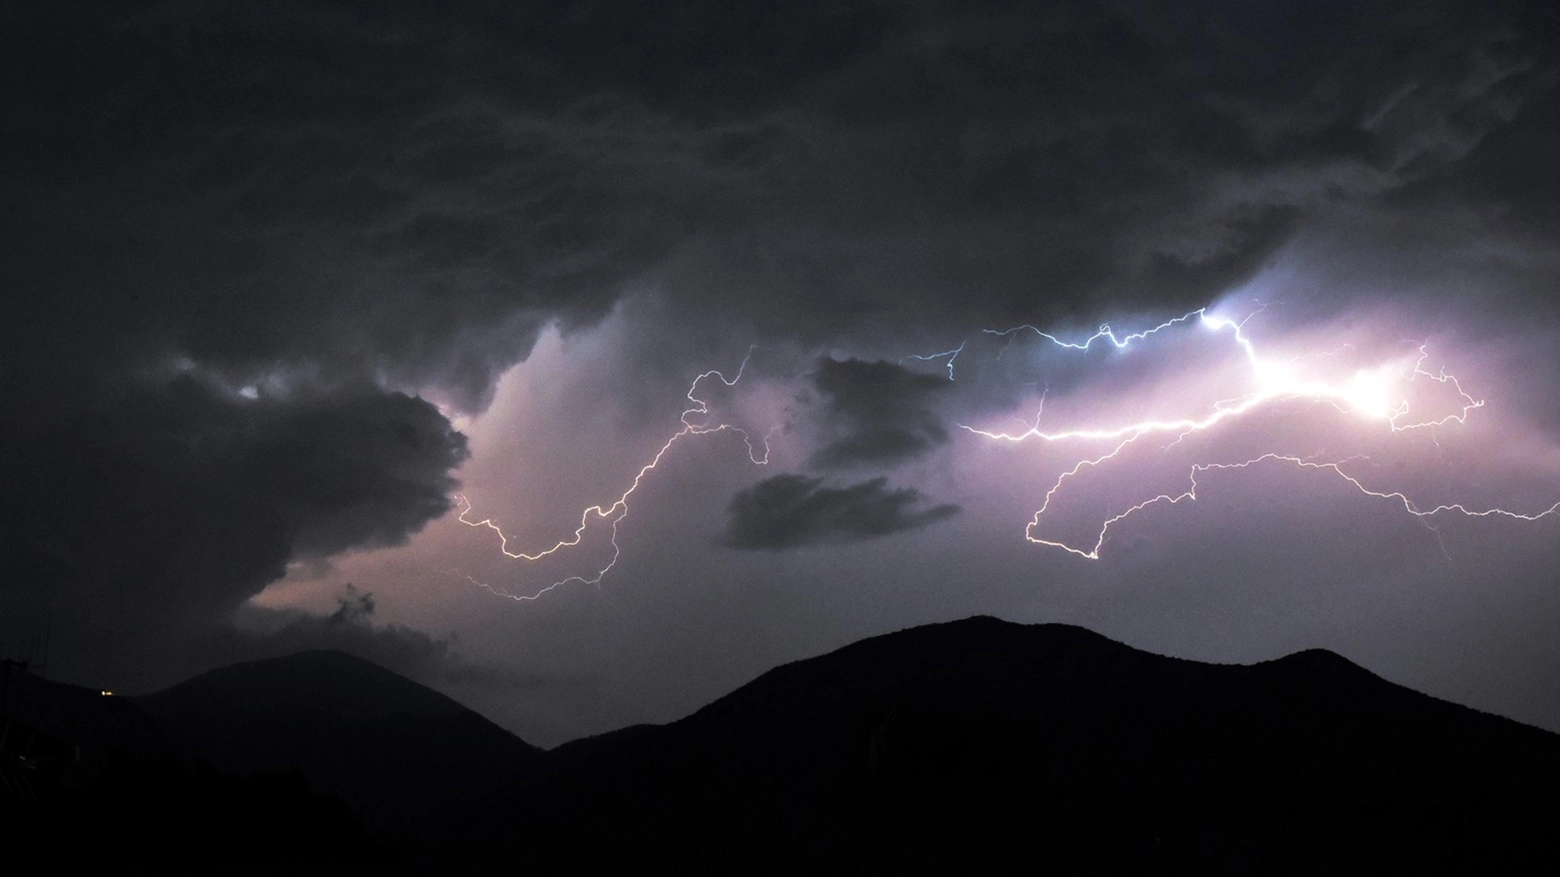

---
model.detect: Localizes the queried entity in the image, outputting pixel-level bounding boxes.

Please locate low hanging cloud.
[0,378,467,688]
[808,358,953,468]
[229,585,463,689]
[139,583,548,702]
[723,474,960,551]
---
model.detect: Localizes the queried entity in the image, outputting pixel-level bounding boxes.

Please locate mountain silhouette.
[2,664,176,758]
[503,617,1560,874]
[135,649,542,843]
[14,619,1560,874]
[1,664,377,873]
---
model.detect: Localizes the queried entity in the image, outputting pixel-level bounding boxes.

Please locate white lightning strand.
[1045,453,1560,561]
[455,349,772,600]
[899,341,966,380]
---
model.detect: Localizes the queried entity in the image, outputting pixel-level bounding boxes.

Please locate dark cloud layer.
[724,474,960,550]
[0,377,465,686]
[10,1,1552,396]
[809,358,952,467]
[5,380,463,603]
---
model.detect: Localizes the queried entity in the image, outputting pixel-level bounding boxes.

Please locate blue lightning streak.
[983,306,1222,356]
[900,341,966,380]
[455,349,772,600]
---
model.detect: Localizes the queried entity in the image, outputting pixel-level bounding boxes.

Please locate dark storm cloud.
[808,357,952,467]
[0,377,465,683]
[652,0,1558,337]
[0,1,891,413]
[724,474,960,550]
[6,1,1554,398]
[1,2,774,412]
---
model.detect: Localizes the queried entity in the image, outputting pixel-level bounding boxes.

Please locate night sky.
[5,1,1560,748]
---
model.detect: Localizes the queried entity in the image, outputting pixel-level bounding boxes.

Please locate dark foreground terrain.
[6,617,1558,874]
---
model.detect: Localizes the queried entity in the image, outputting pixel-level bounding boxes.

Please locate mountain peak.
[133,647,540,838]
[138,648,469,722]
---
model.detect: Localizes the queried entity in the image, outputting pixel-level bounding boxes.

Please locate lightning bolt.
[900,341,966,380]
[1061,453,1560,562]
[460,302,1555,602]
[983,306,1218,355]
[455,349,773,601]
[947,305,1556,559]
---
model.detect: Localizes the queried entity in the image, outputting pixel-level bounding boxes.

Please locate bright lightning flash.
[454,350,774,601]
[458,303,1558,603]
[954,306,1560,559]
